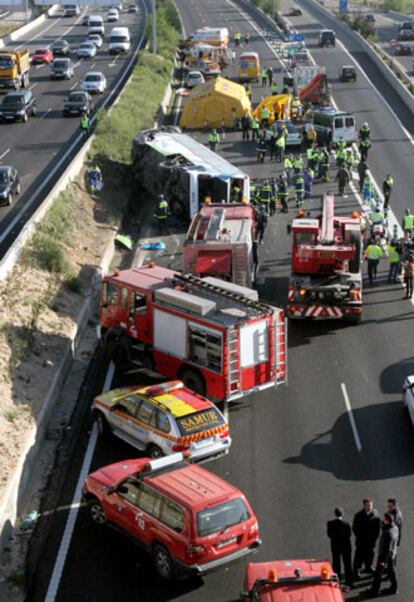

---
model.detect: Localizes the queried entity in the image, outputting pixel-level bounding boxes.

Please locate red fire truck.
[99,264,286,402]
[243,559,345,601]
[287,195,362,323]
[183,203,256,288]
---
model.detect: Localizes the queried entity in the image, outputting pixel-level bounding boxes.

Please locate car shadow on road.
[284,401,414,480]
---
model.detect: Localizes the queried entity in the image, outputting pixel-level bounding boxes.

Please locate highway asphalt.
[0,4,146,259]
[26,1,414,601]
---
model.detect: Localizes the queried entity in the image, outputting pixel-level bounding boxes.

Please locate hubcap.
[90,503,106,525]
[155,549,171,577]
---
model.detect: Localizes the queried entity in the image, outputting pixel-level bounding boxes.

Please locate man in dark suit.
[352,498,381,579]
[327,507,353,588]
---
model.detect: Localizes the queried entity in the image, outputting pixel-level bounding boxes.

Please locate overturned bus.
[131,127,250,220]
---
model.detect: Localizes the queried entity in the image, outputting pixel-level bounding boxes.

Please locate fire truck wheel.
[88,497,108,526]
[180,369,206,396]
[152,544,175,580]
[110,343,129,371]
[147,444,164,459]
[347,314,362,325]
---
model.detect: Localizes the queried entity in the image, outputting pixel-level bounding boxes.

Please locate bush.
[32,233,70,274]
[37,190,76,245]
[65,275,82,294]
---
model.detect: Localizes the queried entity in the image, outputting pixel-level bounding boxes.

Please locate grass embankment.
[0,23,19,38]
[351,0,414,14]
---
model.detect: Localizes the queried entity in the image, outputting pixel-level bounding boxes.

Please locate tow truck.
[99,264,286,402]
[243,559,345,601]
[0,50,30,92]
[293,65,331,106]
[287,195,362,323]
[183,203,257,287]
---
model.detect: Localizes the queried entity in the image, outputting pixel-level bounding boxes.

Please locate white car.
[403,376,414,426]
[185,70,205,88]
[87,33,103,48]
[81,71,107,94]
[107,8,119,22]
[76,42,97,59]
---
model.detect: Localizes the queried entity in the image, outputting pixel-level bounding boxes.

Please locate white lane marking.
[73,60,82,69]
[15,17,63,50]
[44,360,115,602]
[90,62,96,69]
[29,82,38,90]
[341,383,362,453]
[70,81,78,90]
[108,56,119,68]
[0,149,10,160]
[39,108,51,120]
[0,1,147,248]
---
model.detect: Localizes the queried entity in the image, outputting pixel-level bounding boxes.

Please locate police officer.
[382,174,394,210]
[294,173,305,208]
[256,135,267,163]
[365,239,383,285]
[80,113,90,137]
[359,137,372,162]
[274,133,285,163]
[359,122,371,141]
[345,148,355,173]
[266,66,274,86]
[387,241,401,283]
[319,147,330,182]
[352,498,381,580]
[251,117,260,140]
[260,105,270,128]
[255,205,268,244]
[208,129,220,152]
[154,194,169,235]
[402,209,414,240]
[261,68,268,87]
[284,154,294,184]
[327,507,353,589]
[336,146,346,168]
[366,513,399,597]
[335,165,350,196]
[278,174,289,213]
[293,154,303,175]
[271,82,278,96]
[358,158,368,193]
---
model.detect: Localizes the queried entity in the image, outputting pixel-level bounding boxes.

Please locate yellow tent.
[252,94,291,124]
[180,76,251,129]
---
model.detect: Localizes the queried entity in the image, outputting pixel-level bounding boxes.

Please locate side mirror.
[287,224,292,235]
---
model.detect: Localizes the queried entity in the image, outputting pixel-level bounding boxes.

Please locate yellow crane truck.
[0,49,30,92]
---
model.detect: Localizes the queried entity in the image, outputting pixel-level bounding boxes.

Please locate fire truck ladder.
[232,245,248,287]
[174,273,270,314]
[274,316,287,386]
[205,207,225,241]
[227,326,241,396]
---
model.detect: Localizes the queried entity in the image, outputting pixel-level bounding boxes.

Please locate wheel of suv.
[16,183,21,195]
[88,497,107,525]
[94,411,109,437]
[22,112,28,123]
[147,444,164,460]
[6,194,12,206]
[152,544,175,580]
[32,106,37,117]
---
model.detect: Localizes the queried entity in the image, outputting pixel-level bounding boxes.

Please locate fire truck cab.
[183,203,257,287]
[288,195,362,322]
[243,559,345,601]
[100,264,286,402]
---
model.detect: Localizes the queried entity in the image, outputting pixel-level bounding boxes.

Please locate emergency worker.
[358,159,368,193]
[359,137,372,162]
[274,133,285,163]
[266,66,273,86]
[306,124,317,147]
[291,96,302,119]
[251,117,260,140]
[256,135,267,162]
[234,31,241,46]
[382,174,394,210]
[363,176,374,203]
[387,241,401,283]
[293,155,303,175]
[345,149,355,172]
[294,173,305,208]
[402,209,414,240]
[327,507,353,590]
[261,68,268,87]
[359,122,370,141]
[335,165,350,196]
[304,167,314,199]
[352,499,381,580]
[153,194,169,235]
[259,180,272,214]
[284,154,294,184]
[80,114,90,137]
[271,82,278,96]
[208,129,220,152]
[365,240,383,285]
[278,174,289,213]
[241,111,251,141]
[319,147,330,182]
[369,204,385,225]
[256,205,268,244]
[336,146,346,168]
[260,105,270,128]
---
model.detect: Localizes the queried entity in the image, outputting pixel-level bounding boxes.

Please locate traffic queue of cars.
[0,6,134,208]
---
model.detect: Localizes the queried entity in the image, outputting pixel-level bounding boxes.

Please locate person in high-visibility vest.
[369,205,385,225]
[363,176,374,203]
[382,174,394,210]
[295,173,305,208]
[153,194,169,235]
[365,240,382,284]
[274,133,285,163]
[336,147,346,168]
[208,129,220,152]
[293,155,303,174]
[345,149,355,172]
[259,180,272,215]
[80,114,90,136]
[304,167,314,199]
[336,137,346,151]
[266,66,273,86]
[260,106,270,128]
[359,137,372,162]
[319,147,330,182]
[359,122,370,141]
[234,31,241,46]
[284,154,294,185]
[256,135,267,163]
[306,125,317,147]
[271,83,278,96]
[261,68,268,87]
[387,240,401,284]
[251,117,260,140]
[402,209,414,240]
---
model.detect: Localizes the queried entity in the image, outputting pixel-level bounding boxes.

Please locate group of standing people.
[327,498,402,596]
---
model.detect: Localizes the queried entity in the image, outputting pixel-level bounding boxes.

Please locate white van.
[63,4,80,17]
[109,27,131,53]
[310,109,356,145]
[88,15,105,36]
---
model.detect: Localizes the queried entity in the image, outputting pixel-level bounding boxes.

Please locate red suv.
[243,559,345,601]
[83,453,260,579]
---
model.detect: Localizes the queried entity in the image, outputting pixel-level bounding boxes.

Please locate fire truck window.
[159,498,185,533]
[137,484,162,518]
[121,287,128,310]
[135,400,154,425]
[133,293,147,315]
[295,232,315,246]
[116,478,141,506]
[107,283,118,305]
[189,326,222,372]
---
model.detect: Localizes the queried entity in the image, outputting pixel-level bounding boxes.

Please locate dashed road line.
[341,383,362,453]
[0,149,11,161]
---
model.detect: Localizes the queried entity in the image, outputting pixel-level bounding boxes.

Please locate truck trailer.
[131,126,250,220]
[183,203,257,287]
[287,195,362,323]
[99,264,286,402]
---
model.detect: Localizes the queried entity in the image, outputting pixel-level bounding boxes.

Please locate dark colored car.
[288,7,302,16]
[0,90,36,122]
[63,90,93,116]
[395,43,412,56]
[339,65,357,81]
[398,29,414,41]
[50,58,74,79]
[0,165,21,206]
[51,39,71,56]
[318,29,336,47]
[398,21,413,32]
